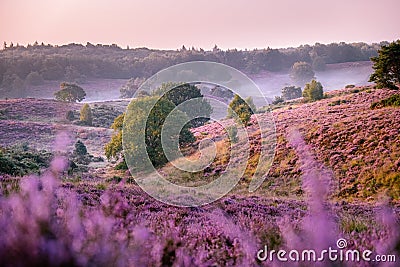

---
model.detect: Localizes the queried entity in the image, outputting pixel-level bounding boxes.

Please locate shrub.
[226,125,239,144]
[245,96,256,113]
[74,140,87,156]
[114,160,128,170]
[0,145,52,176]
[272,96,284,105]
[303,79,324,101]
[281,86,302,101]
[80,103,93,125]
[227,94,254,126]
[210,86,234,100]
[65,110,75,121]
[371,94,400,109]
[328,99,347,106]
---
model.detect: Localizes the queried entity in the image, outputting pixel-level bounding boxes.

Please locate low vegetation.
[0,144,52,176]
[371,93,400,109]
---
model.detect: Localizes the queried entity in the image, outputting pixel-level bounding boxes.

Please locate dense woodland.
[0,41,382,90]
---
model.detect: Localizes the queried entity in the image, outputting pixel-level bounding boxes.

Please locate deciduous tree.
[54,82,86,102]
[303,79,323,101]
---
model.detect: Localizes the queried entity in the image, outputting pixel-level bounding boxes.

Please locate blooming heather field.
[0,86,399,266]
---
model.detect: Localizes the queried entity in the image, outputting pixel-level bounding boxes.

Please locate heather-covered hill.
[0,87,399,202]
[0,86,399,266]
[191,86,400,203]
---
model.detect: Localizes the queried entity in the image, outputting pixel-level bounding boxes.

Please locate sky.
[1,0,399,50]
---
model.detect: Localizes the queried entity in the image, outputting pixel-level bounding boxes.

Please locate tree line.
[0,41,381,90]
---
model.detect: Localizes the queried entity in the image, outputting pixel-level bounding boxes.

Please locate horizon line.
[1,39,394,52]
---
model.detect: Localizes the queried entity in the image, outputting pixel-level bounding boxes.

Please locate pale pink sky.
[1,0,399,50]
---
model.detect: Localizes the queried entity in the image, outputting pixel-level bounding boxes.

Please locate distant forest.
[0,41,383,90]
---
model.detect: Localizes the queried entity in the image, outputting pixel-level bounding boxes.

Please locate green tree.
[303,79,324,101]
[104,113,125,160]
[153,82,212,128]
[290,62,315,86]
[54,82,86,102]
[281,86,302,101]
[105,97,195,169]
[80,103,93,125]
[227,94,254,126]
[105,131,123,160]
[369,40,400,90]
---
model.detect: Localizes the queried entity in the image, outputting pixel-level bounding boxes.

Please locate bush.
[226,125,238,144]
[80,103,93,125]
[0,145,52,176]
[272,96,284,105]
[74,140,87,156]
[227,94,254,126]
[371,94,400,109]
[210,86,234,100]
[303,79,324,101]
[65,110,75,121]
[328,99,347,106]
[281,86,302,101]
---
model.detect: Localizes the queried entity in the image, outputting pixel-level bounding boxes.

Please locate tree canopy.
[54,82,86,102]
[0,41,380,92]
[119,96,195,169]
[152,83,213,128]
[369,40,400,90]
[80,103,93,125]
[105,96,196,169]
[290,62,315,86]
[120,77,146,98]
[303,80,324,101]
[228,94,255,126]
[281,86,302,101]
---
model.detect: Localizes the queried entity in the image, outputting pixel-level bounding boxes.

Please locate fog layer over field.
[251,61,373,98]
[20,61,372,103]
